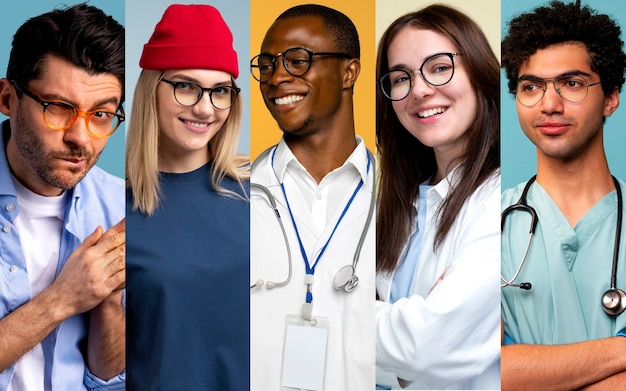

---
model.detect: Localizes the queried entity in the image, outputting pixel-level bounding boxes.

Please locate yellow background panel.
[375,0,500,61]
[250,0,376,160]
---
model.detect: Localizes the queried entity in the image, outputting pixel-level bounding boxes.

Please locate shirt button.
[10,265,18,273]
[316,193,322,200]
[5,204,14,212]
[3,225,10,233]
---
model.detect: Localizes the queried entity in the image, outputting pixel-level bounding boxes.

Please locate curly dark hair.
[502,0,626,96]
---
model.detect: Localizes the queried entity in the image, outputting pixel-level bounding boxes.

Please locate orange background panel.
[249,0,376,160]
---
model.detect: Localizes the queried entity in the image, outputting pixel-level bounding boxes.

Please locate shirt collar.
[0,121,16,198]
[271,135,371,184]
[270,136,372,183]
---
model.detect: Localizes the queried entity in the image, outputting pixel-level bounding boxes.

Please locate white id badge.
[280,314,330,391]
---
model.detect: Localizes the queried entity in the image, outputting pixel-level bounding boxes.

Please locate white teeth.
[183,120,210,128]
[274,95,304,105]
[418,107,446,118]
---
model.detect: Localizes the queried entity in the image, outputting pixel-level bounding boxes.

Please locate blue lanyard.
[271,146,370,304]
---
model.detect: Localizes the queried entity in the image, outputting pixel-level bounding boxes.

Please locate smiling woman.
[124,4,250,390]
[375,4,501,390]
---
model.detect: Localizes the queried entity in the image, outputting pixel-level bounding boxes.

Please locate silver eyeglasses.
[160,79,240,110]
[379,52,461,101]
[515,73,601,107]
[250,47,352,82]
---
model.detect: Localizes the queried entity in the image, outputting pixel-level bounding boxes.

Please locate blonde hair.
[126,69,249,215]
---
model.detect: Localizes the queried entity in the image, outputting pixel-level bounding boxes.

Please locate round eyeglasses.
[378,52,461,101]
[250,47,352,83]
[160,79,240,110]
[515,75,601,107]
[12,80,124,138]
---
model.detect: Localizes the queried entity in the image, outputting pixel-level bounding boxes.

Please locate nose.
[267,55,293,86]
[192,91,216,117]
[63,115,91,147]
[408,70,435,99]
[540,80,564,115]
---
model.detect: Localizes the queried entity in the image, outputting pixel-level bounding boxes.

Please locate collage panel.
[125,0,251,389]
[374,0,501,389]
[0,1,126,389]
[248,1,377,390]
[500,0,626,389]
[3,0,626,390]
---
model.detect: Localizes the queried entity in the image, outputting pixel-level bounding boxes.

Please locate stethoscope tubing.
[250,149,376,292]
[250,182,293,289]
[500,175,538,289]
[501,175,624,314]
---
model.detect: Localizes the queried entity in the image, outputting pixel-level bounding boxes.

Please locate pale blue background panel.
[126,0,251,156]
[501,0,626,190]
[1,1,125,179]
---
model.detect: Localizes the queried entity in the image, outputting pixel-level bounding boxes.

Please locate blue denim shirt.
[0,121,125,390]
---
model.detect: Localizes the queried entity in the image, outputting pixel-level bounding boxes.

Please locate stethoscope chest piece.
[333,265,359,292]
[602,288,626,316]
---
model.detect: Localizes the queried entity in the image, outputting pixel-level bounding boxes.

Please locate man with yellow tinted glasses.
[0,4,126,389]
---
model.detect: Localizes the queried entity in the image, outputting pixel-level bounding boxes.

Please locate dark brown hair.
[376,4,500,274]
[7,3,125,101]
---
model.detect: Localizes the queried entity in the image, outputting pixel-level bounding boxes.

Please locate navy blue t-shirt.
[126,163,249,390]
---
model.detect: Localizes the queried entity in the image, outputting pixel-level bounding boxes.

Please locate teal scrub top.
[501,179,626,345]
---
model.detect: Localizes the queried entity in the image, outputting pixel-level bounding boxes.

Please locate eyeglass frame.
[378,52,462,101]
[159,79,240,110]
[513,73,602,107]
[11,80,125,138]
[250,47,353,83]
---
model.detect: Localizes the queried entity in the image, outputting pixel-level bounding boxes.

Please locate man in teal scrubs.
[501,1,626,389]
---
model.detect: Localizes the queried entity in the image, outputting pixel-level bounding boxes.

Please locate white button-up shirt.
[250,136,376,390]
[376,169,501,390]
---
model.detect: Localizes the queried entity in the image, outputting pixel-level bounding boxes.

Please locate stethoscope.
[501,175,626,316]
[250,152,376,293]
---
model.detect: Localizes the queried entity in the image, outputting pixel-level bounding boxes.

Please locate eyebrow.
[40,93,120,111]
[518,70,592,82]
[388,63,413,72]
[258,47,314,56]
[166,74,233,87]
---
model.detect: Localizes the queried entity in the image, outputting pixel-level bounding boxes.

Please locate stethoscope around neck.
[501,175,626,316]
[250,153,375,293]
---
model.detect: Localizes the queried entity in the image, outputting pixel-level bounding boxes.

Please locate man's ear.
[0,78,15,117]
[342,58,360,89]
[603,86,620,117]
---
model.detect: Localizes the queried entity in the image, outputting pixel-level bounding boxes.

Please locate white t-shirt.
[8,175,67,391]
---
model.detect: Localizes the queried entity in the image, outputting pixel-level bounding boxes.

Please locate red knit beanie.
[140,4,238,78]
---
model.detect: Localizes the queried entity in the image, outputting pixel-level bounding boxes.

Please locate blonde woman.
[125,5,249,389]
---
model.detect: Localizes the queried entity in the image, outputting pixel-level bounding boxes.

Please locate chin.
[278,116,313,137]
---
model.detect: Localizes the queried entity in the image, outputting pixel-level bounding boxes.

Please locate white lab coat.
[250,139,376,390]
[376,169,501,390]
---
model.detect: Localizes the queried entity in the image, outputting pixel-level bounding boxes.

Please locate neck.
[158,147,211,173]
[285,127,357,184]
[431,150,462,185]
[536,148,613,227]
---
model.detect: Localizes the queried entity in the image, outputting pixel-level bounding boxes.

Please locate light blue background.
[126,0,251,158]
[0,1,125,178]
[1,1,251,180]
[501,0,626,190]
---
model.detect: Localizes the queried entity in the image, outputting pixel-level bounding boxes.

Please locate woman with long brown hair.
[375,4,500,389]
